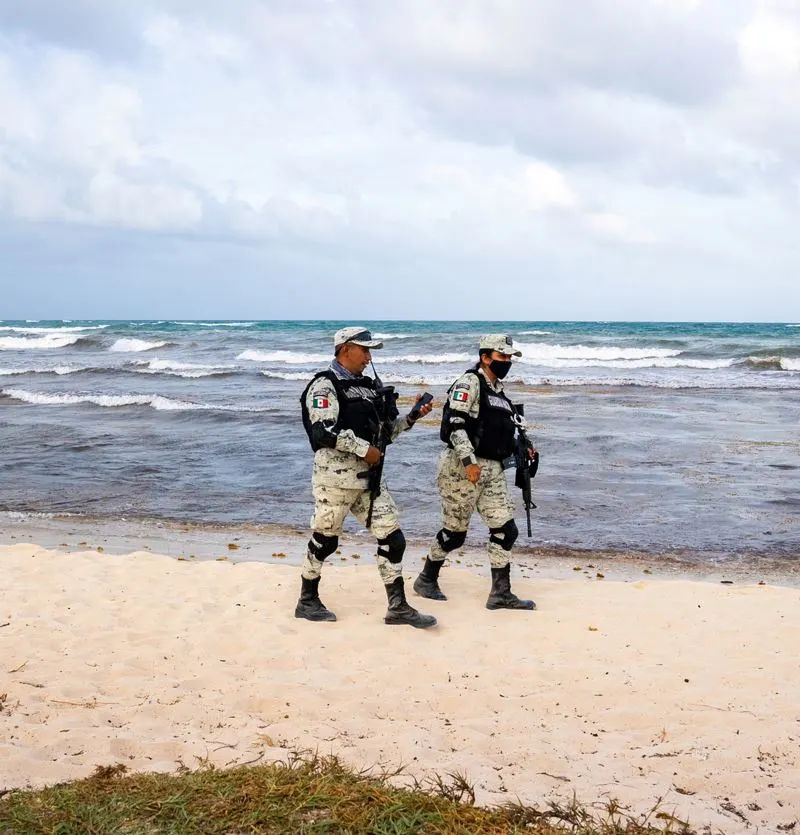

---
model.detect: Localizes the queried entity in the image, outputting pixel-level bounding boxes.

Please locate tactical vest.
[300,370,398,451]
[440,368,517,461]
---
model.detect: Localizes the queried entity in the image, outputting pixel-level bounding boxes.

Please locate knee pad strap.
[436,528,467,553]
[377,528,406,563]
[309,532,339,561]
[489,519,518,552]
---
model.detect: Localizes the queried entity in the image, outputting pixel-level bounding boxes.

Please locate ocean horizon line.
[2,317,799,326]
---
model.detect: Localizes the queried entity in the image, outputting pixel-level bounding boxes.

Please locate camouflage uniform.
[302,369,410,586]
[414,334,536,610]
[295,326,436,628]
[431,368,518,568]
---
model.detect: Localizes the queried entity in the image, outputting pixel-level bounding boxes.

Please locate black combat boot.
[384,577,437,628]
[486,564,536,611]
[413,557,447,600]
[295,577,337,622]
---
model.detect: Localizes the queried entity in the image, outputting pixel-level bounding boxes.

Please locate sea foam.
[261,370,312,381]
[238,349,330,364]
[133,358,235,378]
[1,388,267,412]
[261,370,455,385]
[516,342,681,361]
[110,338,170,353]
[173,322,256,327]
[0,325,107,334]
[381,353,472,364]
[526,357,734,370]
[0,334,83,350]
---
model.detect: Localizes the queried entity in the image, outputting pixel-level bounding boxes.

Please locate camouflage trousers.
[430,448,516,568]
[301,479,403,585]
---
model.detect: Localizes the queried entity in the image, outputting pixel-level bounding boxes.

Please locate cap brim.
[350,339,383,349]
[511,349,522,357]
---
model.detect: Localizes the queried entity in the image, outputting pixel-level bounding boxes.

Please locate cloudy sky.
[1,0,799,320]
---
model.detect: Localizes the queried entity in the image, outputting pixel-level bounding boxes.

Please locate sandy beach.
[2,536,799,834]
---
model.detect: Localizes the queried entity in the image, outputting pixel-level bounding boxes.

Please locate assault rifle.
[357,367,399,529]
[512,403,539,537]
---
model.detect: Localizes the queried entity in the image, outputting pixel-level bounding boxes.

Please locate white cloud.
[1,1,799,318]
[587,212,658,244]
[739,4,800,78]
[143,14,250,65]
[87,168,202,230]
[523,163,579,211]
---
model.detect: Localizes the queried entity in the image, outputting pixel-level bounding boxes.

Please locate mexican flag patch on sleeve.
[452,388,469,403]
[312,395,330,409]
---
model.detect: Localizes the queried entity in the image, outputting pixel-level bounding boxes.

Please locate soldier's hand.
[465,463,481,484]
[414,393,434,419]
[527,446,537,459]
[364,446,383,466]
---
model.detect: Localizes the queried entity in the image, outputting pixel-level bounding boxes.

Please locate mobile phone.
[408,392,434,420]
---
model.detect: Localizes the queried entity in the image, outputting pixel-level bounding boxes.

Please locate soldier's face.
[482,350,513,368]
[340,343,371,373]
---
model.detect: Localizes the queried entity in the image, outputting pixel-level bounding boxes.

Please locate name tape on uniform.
[486,394,513,412]
[344,386,376,400]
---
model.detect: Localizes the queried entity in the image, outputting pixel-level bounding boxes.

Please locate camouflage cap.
[333,326,384,350]
[479,334,522,357]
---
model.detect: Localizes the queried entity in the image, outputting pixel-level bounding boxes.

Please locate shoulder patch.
[312,394,332,409]
[451,387,470,403]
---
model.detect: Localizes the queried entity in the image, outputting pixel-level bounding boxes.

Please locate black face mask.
[489,359,512,379]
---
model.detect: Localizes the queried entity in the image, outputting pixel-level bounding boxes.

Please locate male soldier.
[413,334,536,610]
[296,326,437,628]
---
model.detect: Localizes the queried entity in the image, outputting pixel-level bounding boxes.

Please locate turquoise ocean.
[1,320,798,563]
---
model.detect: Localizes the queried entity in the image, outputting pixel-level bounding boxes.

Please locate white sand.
[2,542,798,833]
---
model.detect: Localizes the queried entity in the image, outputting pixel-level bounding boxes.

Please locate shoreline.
[2,539,798,834]
[2,512,799,589]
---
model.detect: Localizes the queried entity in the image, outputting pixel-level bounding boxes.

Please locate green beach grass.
[0,752,695,834]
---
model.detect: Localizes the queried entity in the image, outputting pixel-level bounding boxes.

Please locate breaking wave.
[381,353,472,364]
[239,350,330,364]
[0,365,86,376]
[261,370,312,381]
[261,370,455,385]
[746,356,783,371]
[381,373,460,386]
[516,342,681,361]
[110,338,171,353]
[1,388,268,412]
[236,344,717,370]
[259,370,799,389]
[0,334,84,350]
[745,355,800,371]
[526,357,735,370]
[131,359,236,378]
[173,322,256,327]
[0,325,108,334]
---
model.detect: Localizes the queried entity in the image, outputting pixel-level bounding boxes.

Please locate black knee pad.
[308,532,339,561]
[377,528,406,563]
[436,528,467,553]
[489,519,518,552]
